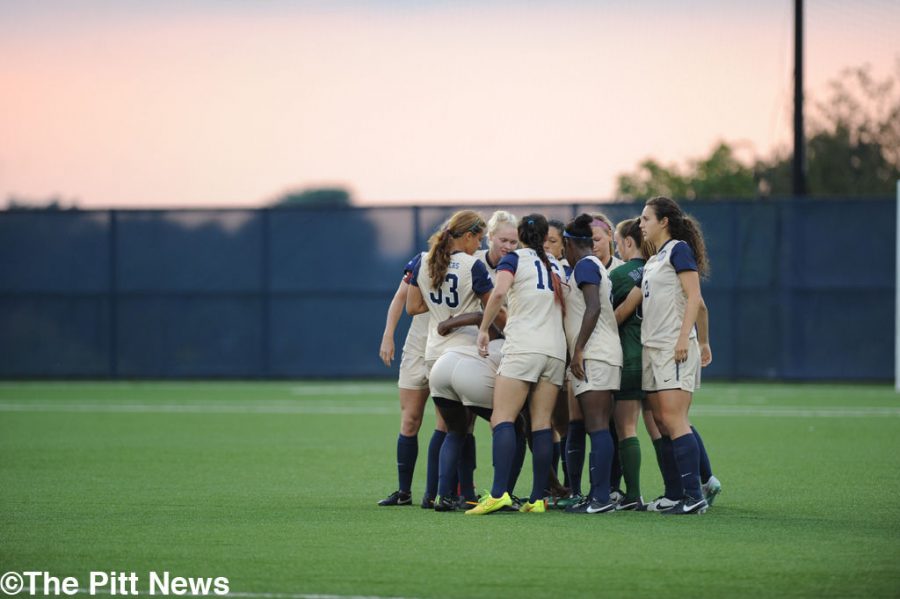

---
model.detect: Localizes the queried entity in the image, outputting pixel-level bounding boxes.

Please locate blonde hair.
[426,210,486,288]
[487,210,518,237]
[590,212,615,257]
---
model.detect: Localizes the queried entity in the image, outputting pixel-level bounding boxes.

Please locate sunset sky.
[2,0,898,208]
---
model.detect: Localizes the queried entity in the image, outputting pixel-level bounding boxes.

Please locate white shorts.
[571,359,621,396]
[398,351,429,390]
[428,352,495,409]
[498,353,565,387]
[641,340,701,393]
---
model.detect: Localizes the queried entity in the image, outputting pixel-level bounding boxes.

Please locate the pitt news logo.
[0,571,230,596]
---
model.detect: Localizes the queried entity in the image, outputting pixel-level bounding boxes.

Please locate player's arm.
[406,282,428,316]
[437,311,503,339]
[615,286,643,325]
[570,283,601,380]
[675,270,702,364]
[696,296,712,367]
[477,271,512,356]
[379,280,408,366]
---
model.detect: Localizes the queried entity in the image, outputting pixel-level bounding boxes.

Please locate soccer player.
[559,214,623,514]
[566,211,624,504]
[406,210,497,510]
[475,210,519,275]
[376,253,448,508]
[466,214,567,515]
[608,218,653,510]
[545,219,571,490]
[638,196,711,515]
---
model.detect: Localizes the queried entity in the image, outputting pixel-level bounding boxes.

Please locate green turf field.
[1,381,899,598]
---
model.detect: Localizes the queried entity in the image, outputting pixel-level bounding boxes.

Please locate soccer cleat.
[519,499,547,513]
[616,496,646,511]
[459,495,481,509]
[378,490,412,506]
[464,492,513,515]
[420,495,435,510]
[554,493,585,510]
[660,496,708,515]
[610,488,625,504]
[499,494,523,512]
[702,475,722,506]
[434,495,459,512]
[647,496,679,512]
[566,497,617,514]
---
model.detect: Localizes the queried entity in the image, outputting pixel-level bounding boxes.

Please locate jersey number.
[643,279,650,298]
[429,274,460,307]
[534,260,554,291]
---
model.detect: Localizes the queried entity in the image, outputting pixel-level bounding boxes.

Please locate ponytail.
[519,213,566,316]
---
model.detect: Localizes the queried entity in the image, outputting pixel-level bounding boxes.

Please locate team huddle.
[377,196,722,516]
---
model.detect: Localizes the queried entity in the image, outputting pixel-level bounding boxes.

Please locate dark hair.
[564,213,595,251]
[518,213,565,314]
[616,217,654,259]
[547,219,565,235]
[645,196,709,277]
[426,209,486,288]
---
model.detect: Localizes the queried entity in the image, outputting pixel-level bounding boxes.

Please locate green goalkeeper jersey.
[610,258,645,367]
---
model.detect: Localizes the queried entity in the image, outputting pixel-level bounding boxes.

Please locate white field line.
[0,400,898,418]
[77,590,415,599]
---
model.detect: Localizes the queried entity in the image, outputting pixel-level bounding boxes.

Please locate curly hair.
[645,196,709,277]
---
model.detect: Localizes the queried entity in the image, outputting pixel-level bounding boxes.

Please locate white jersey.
[607,256,625,271]
[473,249,502,282]
[401,253,429,357]
[563,255,622,366]
[411,251,494,362]
[640,239,699,349]
[497,248,567,360]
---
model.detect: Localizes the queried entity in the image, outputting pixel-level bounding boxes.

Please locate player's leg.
[565,380,586,499]
[378,370,429,506]
[433,397,468,511]
[613,394,643,510]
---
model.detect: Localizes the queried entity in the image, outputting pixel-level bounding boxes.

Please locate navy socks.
[672,433,703,501]
[437,432,464,498]
[397,434,418,493]
[529,428,553,503]
[660,436,684,500]
[458,433,477,501]
[491,422,516,498]
[691,425,713,484]
[566,420,586,496]
[507,424,527,495]
[425,429,446,499]
[588,429,614,503]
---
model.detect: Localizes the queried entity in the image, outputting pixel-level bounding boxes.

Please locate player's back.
[500,248,566,360]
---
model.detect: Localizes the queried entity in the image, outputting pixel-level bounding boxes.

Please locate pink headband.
[591,219,611,232]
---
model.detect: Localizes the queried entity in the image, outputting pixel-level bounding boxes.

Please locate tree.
[271,187,352,208]
[616,63,900,199]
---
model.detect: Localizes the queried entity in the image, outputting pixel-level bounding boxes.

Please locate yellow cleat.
[464,492,512,515]
[519,499,547,513]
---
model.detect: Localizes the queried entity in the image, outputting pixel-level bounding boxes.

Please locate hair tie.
[591,219,610,232]
[526,218,534,225]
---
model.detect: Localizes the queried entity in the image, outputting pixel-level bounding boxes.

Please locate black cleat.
[434,495,459,512]
[377,490,412,506]
[660,496,708,515]
[565,497,617,514]
[420,495,435,509]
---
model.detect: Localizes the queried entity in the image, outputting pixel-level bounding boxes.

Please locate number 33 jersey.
[410,251,493,362]
[496,248,567,360]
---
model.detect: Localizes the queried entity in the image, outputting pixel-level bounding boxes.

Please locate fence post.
[108,209,118,379]
[261,208,271,378]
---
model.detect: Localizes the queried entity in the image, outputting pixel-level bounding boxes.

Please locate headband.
[563,231,592,240]
[591,219,611,232]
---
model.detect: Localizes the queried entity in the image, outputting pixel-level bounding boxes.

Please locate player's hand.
[674,337,689,363]
[571,348,585,380]
[379,336,394,367]
[437,319,452,336]
[700,343,712,367]
[477,330,490,357]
